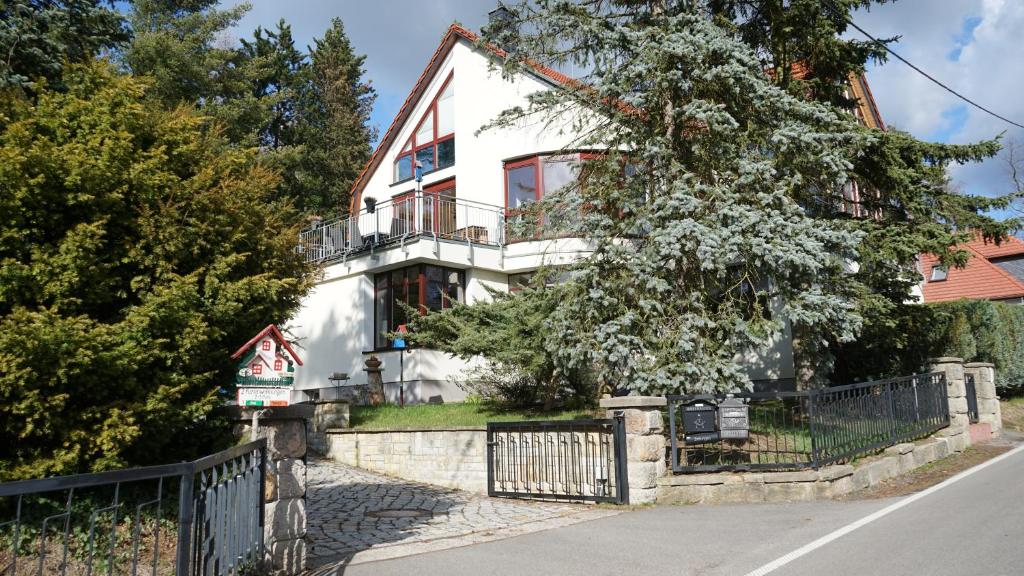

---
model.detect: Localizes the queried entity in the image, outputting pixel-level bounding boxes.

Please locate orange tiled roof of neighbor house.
[921,237,1024,303]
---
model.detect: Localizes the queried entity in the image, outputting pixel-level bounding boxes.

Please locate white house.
[286,22,802,404]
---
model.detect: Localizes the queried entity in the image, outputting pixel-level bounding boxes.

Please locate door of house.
[392,180,455,239]
[423,178,456,238]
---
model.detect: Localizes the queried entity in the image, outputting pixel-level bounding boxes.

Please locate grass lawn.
[348,402,601,430]
[1000,395,1024,432]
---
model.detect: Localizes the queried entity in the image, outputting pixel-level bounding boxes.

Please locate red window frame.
[373,264,465,350]
[394,72,455,182]
[503,156,543,210]
[273,358,283,371]
[261,340,271,351]
[251,362,263,375]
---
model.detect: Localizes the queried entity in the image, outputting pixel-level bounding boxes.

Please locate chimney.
[487,4,518,55]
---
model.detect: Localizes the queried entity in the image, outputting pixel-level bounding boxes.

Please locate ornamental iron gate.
[486,417,629,504]
[965,373,980,423]
[0,439,266,576]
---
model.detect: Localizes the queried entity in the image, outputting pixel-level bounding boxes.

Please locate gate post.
[929,357,971,453]
[964,362,1002,438]
[599,396,667,505]
[231,405,312,575]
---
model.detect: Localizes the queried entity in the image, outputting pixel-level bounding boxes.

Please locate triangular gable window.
[393,73,455,183]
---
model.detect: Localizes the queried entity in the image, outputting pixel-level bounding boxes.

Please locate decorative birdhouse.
[230,325,303,406]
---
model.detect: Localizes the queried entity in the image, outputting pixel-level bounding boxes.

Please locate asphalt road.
[338,444,1024,576]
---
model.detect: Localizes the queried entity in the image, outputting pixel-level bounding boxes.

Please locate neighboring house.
[286,21,886,403]
[919,235,1024,304]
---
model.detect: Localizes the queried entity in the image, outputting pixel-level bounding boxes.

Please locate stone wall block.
[267,538,306,576]
[264,496,306,542]
[619,408,664,435]
[627,434,666,462]
[627,460,665,490]
[817,465,854,482]
[947,397,968,415]
[764,482,816,502]
[264,420,306,460]
[979,398,1001,415]
[274,458,306,500]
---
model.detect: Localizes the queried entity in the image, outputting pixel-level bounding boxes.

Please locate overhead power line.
[823,0,1024,131]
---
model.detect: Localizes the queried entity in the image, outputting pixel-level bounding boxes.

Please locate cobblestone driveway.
[306,459,618,571]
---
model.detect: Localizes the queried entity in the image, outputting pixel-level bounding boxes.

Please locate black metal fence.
[668,373,949,473]
[0,439,266,576]
[487,418,629,504]
[965,373,980,423]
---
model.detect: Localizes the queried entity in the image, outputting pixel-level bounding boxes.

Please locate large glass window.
[374,264,465,349]
[437,138,455,169]
[437,82,454,136]
[504,154,586,210]
[394,74,455,183]
[394,154,413,182]
[506,161,539,208]
[542,156,577,195]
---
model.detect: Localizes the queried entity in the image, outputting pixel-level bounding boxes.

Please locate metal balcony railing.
[298,194,505,264]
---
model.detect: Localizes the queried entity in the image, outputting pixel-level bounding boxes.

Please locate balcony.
[298,194,505,264]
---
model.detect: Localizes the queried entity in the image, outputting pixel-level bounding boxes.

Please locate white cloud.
[854,0,1024,207]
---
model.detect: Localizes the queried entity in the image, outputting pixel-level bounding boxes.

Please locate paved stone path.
[305,459,619,571]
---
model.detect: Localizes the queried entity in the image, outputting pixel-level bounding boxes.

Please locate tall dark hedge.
[833,299,1024,392]
[0,62,313,480]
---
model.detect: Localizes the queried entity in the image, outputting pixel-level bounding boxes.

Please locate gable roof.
[230,324,304,365]
[968,234,1024,259]
[921,237,1024,303]
[348,24,575,214]
[348,24,891,216]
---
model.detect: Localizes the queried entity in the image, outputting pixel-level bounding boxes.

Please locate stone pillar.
[364,355,385,405]
[929,357,971,452]
[599,396,667,505]
[965,362,1002,436]
[307,400,350,456]
[233,405,312,575]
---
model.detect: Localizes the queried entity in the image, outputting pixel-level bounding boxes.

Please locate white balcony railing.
[298,194,505,263]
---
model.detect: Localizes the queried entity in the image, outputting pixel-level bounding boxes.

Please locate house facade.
[286,23,886,404]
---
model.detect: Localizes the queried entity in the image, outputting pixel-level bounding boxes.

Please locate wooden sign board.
[238,386,291,407]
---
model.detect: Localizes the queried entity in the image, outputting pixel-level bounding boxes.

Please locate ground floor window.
[374,264,465,349]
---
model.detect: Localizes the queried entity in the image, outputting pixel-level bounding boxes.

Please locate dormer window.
[930,265,948,282]
[394,74,454,183]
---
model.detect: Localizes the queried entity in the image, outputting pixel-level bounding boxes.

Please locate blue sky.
[225,0,1024,218]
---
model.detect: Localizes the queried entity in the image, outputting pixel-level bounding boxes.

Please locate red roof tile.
[966,234,1024,259]
[921,243,1024,303]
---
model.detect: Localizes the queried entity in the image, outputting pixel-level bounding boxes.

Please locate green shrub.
[835,299,1024,392]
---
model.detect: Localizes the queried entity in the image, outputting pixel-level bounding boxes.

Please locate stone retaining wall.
[325,428,488,493]
[657,428,970,504]
[307,400,351,456]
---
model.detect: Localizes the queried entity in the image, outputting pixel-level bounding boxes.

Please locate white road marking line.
[743,441,1024,576]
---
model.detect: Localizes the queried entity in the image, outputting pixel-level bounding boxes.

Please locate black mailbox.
[682,401,719,444]
[718,397,750,441]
